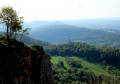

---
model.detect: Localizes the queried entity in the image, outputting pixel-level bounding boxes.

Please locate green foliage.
[20,27,31,41]
[51,56,109,76]
[51,56,69,69]
[11,21,22,32]
[0,6,23,39]
[45,42,120,68]
[51,56,120,83]
[46,42,120,83]
[70,57,109,75]
[66,58,82,68]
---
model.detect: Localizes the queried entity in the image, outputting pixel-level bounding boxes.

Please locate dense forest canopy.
[45,42,120,83]
[45,42,120,67]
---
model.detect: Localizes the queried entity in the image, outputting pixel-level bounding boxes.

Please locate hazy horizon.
[0,0,120,21]
[27,17,120,21]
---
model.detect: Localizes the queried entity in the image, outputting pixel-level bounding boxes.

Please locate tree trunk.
[7,24,9,41]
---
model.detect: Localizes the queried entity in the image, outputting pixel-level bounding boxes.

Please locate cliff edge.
[0,35,54,84]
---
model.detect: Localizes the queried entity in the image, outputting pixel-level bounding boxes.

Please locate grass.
[51,56,70,69]
[70,57,109,76]
[51,56,109,76]
[51,56,62,64]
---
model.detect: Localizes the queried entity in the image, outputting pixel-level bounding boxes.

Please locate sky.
[0,0,120,21]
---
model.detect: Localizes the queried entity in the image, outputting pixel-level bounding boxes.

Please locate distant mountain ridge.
[23,18,120,30]
[19,35,51,46]
[29,24,120,48]
[0,32,51,46]
[23,20,65,31]
[23,21,50,29]
[2,18,118,47]
[62,18,120,29]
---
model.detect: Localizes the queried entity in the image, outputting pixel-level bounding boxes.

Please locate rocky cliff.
[0,35,54,84]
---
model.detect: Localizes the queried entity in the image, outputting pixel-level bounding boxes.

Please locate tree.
[10,21,23,36]
[0,6,23,40]
[20,27,31,41]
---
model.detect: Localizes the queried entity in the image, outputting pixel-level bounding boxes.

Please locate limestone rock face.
[0,38,54,84]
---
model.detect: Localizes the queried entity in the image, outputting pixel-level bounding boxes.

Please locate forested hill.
[45,42,120,68]
[30,25,120,48]
[0,32,51,46]
[17,35,51,46]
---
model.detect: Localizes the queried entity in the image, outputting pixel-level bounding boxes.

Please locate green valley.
[51,56,109,75]
[45,42,120,83]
